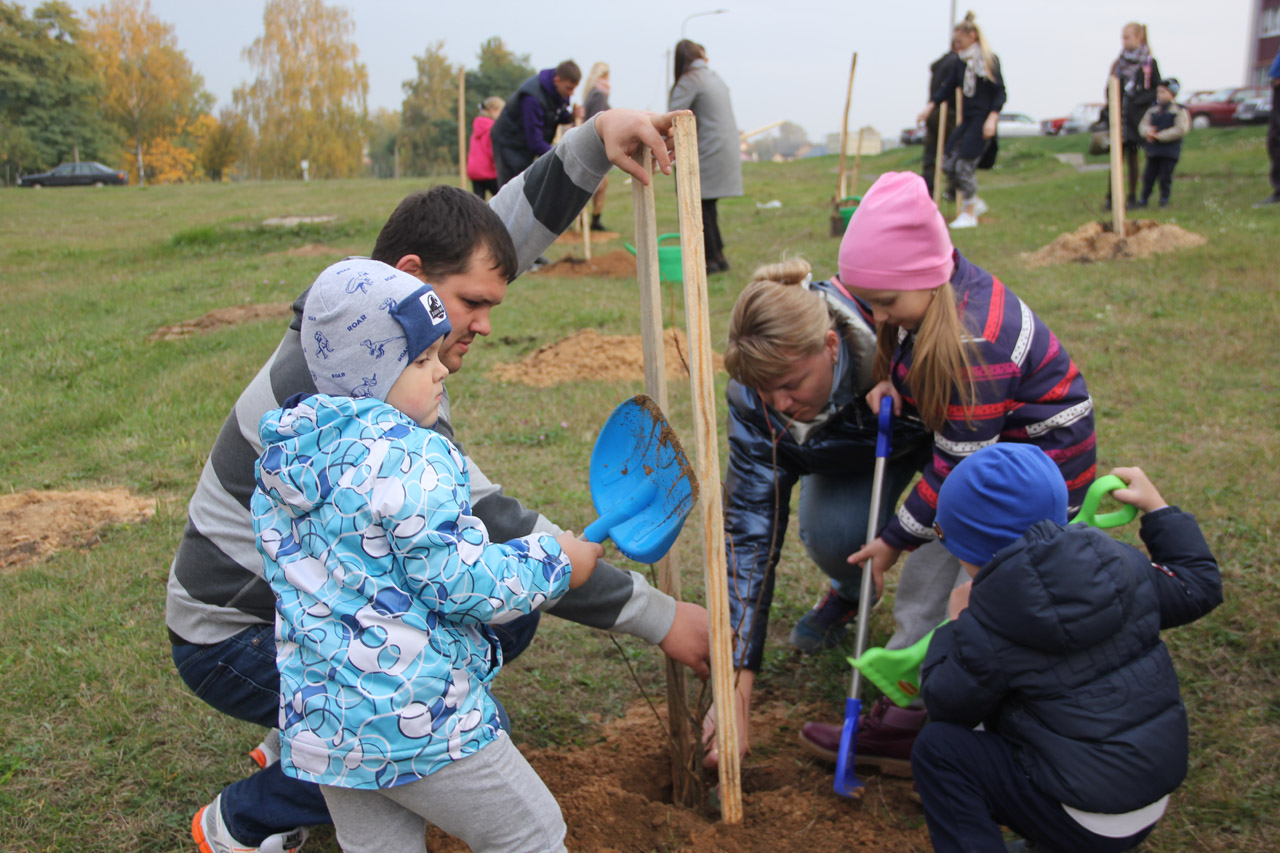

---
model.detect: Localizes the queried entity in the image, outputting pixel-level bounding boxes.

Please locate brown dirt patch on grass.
[0,489,154,570]
[1022,219,1207,266]
[491,329,724,387]
[534,250,636,278]
[147,304,293,341]
[425,699,927,852]
[554,229,622,244]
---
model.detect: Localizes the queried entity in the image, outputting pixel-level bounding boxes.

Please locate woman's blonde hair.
[583,62,609,95]
[1123,21,1150,50]
[725,259,832,388]
[954,11,997,81]
[481,96,504,114]
[872,281,978,433]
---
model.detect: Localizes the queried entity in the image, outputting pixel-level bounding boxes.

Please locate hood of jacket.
[969,520,1133,654]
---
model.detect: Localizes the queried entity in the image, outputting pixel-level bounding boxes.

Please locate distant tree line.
[0,0,536,184]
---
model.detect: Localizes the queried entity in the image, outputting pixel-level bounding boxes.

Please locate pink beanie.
[837,171,953,291]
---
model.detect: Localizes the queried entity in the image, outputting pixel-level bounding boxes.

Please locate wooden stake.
[850,126,864,197]
[575,117,591,259]
[954,87,964,217]
[1108,75,1126,235]
[671,113,742,824]
[457,69,467,191]
[632,149,691,803]
[933,101,948,206]
[836,52,857,200]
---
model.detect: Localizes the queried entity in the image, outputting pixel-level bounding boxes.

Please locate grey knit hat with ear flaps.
[300,258,452,402]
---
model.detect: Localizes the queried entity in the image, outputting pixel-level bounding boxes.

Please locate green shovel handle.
[1069,474,1139,529]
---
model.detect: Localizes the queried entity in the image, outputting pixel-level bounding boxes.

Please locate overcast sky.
[65,0,1254,145]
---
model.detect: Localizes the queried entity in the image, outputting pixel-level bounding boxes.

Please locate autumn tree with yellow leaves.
[84,0,211,185]
[234,0,368,180]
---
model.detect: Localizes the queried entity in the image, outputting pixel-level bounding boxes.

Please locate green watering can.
[623,233,683,283]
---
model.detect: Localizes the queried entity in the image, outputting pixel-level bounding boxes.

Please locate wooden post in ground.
[1108,75,1126,235]
[933,102,948,206]
[836,52,857,200]
[671,112,742,824]
[851,126,864,198]
[631,148,691,803]
[578,118,591,260]
[954,87,964,217]
[457,69,467,190]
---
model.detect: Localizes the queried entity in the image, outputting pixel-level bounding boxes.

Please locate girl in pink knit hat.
[800,170,1098,772]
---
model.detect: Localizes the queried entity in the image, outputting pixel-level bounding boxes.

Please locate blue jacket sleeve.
[920,617,1007,727]
[723,388,799,670]
[521,95,551,156]
[1136,506,1222,630]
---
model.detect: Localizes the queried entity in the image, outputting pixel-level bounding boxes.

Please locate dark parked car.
[900,126,926,145]
[1234,92,1272,125]
[1184,87,1268,129]
[18,161,129,188]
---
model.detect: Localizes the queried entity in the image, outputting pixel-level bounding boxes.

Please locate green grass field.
[1,125,1276,851]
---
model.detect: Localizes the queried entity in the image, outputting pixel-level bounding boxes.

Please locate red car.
[1184,87,1269,129]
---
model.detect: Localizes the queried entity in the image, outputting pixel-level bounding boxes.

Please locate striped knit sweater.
[165,118,676,647]
[881,251,1096,552]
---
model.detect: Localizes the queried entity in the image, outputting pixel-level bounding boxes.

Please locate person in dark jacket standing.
[1135,79,1189,207]
[490,60,582,188]
[922,37,961,199]
[1103,22,1161,211]
[911,444,1222,853]
[1256,47,1280,207]
[917,12,1005,229]
[668,39,742,274]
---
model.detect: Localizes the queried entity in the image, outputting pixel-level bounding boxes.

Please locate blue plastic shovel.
[583,395,699,564]
[834,396,895,799]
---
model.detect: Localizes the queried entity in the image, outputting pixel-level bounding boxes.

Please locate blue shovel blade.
[833,696,865,798]
[587,395,698,564]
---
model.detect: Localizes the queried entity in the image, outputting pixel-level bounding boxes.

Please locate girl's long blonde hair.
[583,61,609,96]
[1123,21,1150,50]
[872,281,978,433]
[725,259,832,389]
[955,11,997,81]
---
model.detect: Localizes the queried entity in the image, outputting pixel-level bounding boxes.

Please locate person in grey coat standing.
[668,40,742,274]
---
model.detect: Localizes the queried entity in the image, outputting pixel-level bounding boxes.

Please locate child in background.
[466,96,504,199]
[801,170,1096,768]
[1136,79,1189,208]
[581,62,612,231]
[250,258,601,853]
[912,443,1222,852]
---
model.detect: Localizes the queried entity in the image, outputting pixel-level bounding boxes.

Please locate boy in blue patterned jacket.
[251,258,601,853]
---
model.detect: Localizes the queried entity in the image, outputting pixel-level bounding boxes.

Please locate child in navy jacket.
[910,444,1222,853]
[1136,79,1189,208]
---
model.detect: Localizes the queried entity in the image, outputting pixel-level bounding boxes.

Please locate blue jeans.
[912,723,1156,853]
[796,456,921,605]
[172,612,541,845]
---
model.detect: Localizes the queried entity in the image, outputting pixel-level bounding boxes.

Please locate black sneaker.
[1132,198,1148,209]
[789,589,859,652]
[1254,193,1280,208]
[591,215,607,232]
[1159,197,1169,208]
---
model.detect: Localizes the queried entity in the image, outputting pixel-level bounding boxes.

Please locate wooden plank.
[632,148,690,802]
[836,53,857,200]
[1109,75,1126,235]
[457,69,466,191]
[933,101,948,206]
[671,113,741,824]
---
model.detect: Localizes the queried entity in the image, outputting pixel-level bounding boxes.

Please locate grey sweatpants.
[321,733,567,853]
[885,539,967,651]
[941,151,979,200]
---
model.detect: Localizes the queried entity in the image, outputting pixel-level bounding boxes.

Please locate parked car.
[1056,102,1105,135]
[900,126,926,145]
[1183,87,1268,129]
[1234,92,1272,125]
[18,161,128,188]
[996,112,1042,137]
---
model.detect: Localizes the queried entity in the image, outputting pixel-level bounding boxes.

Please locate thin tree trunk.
[135,138,145,186]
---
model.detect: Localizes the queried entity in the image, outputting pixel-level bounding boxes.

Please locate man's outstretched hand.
[595,109,687,185]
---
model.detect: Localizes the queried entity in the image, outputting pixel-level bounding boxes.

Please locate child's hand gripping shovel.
[847,473,1140,709]
[583,395,699,563]
[833,396,894,798]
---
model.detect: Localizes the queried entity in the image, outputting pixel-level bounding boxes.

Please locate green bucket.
[624,233,684,283]
[837,196,862,230]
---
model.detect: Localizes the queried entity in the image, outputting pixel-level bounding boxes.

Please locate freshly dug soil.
[533,250,637,278]
[1023,219,1207,266]
[491,329,724,387]
[147,304,294,341]
[425,699,928,852]
[0,489,154,570]
[554,229,622,244]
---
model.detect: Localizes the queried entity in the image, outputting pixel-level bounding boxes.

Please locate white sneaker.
[950,212,979,229]
[193,793,308,853]
[249,729,281,769]
[971,197,989,217]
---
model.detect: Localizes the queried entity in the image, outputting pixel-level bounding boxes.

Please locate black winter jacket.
[931,52,1006,161]
[921,507,1222,813]
[723,280,930,670]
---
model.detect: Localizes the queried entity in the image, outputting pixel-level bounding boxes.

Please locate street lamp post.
[681,8,727,39]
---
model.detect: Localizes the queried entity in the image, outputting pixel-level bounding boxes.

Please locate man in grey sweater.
[171,110,710,853]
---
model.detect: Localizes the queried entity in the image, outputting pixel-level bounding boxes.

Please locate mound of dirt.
[425,699,927,852]
[492,328,724,387]
[533,250,636,278]
[554,229,622,244]
[0,489,155,570]
[1023,219,1207,266]
[147,303,293,341]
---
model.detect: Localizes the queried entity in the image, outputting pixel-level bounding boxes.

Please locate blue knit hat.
[933,444,1069,567]
[301,258,452,401]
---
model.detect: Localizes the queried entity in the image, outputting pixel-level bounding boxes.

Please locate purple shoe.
[799,696,926,777]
